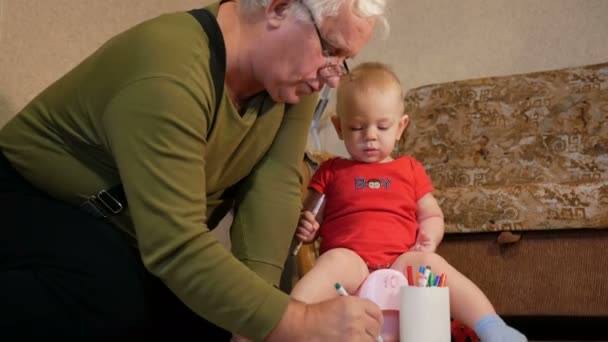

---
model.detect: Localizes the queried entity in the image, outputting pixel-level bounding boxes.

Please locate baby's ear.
[401,114,410,127]
[330,115,344,140]
[397,114,410,139]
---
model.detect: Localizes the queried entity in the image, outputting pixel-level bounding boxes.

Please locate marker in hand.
[335,282,349,296]
[334,283,384,342]
[292,194,325,256]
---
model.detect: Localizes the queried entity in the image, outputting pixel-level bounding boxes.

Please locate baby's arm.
[412,192,445,252]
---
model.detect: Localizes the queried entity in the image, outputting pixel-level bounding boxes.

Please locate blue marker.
[433,274,441,287]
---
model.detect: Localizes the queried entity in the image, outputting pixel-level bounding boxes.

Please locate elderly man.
[0,0,388,341]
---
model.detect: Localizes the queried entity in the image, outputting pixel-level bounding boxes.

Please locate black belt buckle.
[96,189,123,214]
[81,189,123,218]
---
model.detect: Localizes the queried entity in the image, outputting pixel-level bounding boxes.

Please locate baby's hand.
[295,210,320,244]
[411,230,438,252]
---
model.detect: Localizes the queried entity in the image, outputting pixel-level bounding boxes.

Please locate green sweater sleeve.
[230,95,318,286]
[102,78,289,340]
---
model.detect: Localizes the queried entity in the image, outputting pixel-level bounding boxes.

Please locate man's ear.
[396,114,410,140]
[265,0,292,28]
[330,115,344,140]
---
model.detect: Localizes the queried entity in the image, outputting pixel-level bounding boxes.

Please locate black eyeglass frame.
[300,2,350,76]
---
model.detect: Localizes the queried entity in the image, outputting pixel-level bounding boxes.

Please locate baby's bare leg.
[390,251,495,328]
[291,248,369,303]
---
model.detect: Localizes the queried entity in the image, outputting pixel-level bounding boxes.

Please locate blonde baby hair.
[336,62,404,118]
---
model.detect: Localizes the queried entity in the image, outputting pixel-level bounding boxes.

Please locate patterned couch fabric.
[398,62,608,233]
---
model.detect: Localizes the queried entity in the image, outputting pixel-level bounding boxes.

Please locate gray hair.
[239,0,389,35]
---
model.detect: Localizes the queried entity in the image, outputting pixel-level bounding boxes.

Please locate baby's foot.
[474,314,527,342]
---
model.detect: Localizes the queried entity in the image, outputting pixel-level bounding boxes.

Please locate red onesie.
[309,156,434,269]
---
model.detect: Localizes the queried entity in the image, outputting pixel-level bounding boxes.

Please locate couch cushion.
[398,62,608,233]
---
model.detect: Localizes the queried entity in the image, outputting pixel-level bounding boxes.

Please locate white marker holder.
[399,285,451,342]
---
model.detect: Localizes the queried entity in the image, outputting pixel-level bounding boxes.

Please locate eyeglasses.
[301,2,350,78]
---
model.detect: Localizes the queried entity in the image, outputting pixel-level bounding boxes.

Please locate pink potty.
[355,269,408,342]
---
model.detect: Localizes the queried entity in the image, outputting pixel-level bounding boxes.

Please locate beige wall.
[366,0,608,91]
[1,0,607,164]
[0,0,214,126]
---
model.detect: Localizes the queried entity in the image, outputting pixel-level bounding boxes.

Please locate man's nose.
[324,76,340,88]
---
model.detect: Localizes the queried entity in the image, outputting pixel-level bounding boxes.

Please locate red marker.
[406,265,414,286]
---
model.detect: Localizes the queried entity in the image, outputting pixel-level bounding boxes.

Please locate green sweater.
[0,3,316,340]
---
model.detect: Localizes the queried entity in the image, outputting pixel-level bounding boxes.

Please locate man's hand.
[265,297,383,341]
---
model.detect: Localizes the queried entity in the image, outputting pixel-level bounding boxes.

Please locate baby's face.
[333,87,408,163]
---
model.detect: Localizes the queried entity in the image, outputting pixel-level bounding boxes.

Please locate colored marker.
[421,266,431,287]
[416,272,426,287]
[335,282,349,296]
[439,273,447,287]
[406,265,414,286]
[433,274,441,287]
[292,194,326,255]
[334,283,384,342]
[417,265,425,286]
[428,272,435,287]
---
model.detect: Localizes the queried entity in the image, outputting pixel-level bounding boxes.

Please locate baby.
[292,62,527,342]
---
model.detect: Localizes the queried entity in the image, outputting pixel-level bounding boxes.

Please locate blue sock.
[473,314,527,342]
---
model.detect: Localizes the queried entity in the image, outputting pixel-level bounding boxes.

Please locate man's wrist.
[265,299,308,342]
